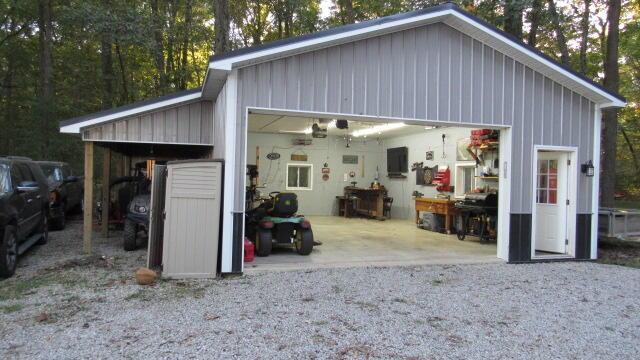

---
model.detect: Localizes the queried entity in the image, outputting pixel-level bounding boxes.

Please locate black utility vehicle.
[37,161,83,230]
[0,156,50,278]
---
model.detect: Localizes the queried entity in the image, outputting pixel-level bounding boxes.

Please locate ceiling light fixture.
[352,123,406,137]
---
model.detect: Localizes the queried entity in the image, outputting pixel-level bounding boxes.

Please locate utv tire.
[37,214,49,245]
[0,225,18,278]
[123,219,138,251]
[255,229,272,257]
[295,229,314,255]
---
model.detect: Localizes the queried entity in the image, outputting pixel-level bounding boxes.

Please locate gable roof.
[204,3,624,108]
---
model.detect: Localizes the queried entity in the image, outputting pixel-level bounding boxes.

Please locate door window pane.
[548,190,557,204]
[538,175,547,188]
[537,189,547,203]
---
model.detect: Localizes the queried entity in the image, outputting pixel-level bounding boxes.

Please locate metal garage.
[60,3,625,276]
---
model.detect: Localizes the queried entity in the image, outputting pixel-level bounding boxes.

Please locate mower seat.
[269,192,298,217]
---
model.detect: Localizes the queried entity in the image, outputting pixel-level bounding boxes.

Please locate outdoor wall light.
[581,160,595,177]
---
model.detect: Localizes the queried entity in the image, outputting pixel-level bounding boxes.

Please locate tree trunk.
[338,0,355,25]
[503,0,523,39]
[166,0,177,87]
[114,40,130,104]
[578,0,592,74]
[180,0,193,89]
[600,0,621,208]
[620,125,640,177]
[1,5,18,154]
[213,0,231,55]
[151,0,167,94]
[547,0,570,66]
[38,0,54,158]
[527,0,543,47]
[101,0,114,110]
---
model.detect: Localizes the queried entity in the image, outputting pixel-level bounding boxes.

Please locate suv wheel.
[50,205,66,231]
[123,219,137,251]
[37,213,49,245]
[0,225,18,278]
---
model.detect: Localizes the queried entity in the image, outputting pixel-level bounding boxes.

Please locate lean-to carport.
[60,89,214,253]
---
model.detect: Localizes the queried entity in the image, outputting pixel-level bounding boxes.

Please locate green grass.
[598,238,640,269]
[1,303,24,314]
[0,271,87,301]
[598,257,640,269]
[614,199,640,210]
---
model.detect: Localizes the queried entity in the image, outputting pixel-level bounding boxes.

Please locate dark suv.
[0,156,50,278]
[37,161,83,230]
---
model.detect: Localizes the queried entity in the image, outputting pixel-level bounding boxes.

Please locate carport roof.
[59,88,202,134]
[205,3,625,108]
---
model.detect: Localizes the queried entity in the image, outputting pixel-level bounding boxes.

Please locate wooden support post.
[123,155,131,176]
[83,142,94,254]
[101,147,111,238]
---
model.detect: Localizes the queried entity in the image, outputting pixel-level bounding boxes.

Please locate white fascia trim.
[220,71,238,274]
[591,105,602,259]
[497,128,512,261]
[60,91,202,134]
[208,9,624,108]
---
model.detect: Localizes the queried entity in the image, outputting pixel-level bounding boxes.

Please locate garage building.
[60,3,625,275]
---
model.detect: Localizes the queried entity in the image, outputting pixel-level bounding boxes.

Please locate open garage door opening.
[243,111,509,271]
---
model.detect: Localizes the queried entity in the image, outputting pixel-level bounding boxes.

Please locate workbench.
[343,187,386,220]
[415,197,458,234]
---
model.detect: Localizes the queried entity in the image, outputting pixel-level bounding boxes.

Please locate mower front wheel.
[295,228,314,255]
[255,229,272,257]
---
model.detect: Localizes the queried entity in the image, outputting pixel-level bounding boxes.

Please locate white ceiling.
[248,113,437,139]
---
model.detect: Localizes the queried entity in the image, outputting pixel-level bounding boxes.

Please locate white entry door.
[535,151,569,254]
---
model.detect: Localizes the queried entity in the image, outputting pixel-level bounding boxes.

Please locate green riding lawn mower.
[245,191,315,257]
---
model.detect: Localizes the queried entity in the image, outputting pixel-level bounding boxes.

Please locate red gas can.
[244,238,255,262]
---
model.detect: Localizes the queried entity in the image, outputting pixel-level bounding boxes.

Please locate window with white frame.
[286,163,313,190]
[454,163,477,198]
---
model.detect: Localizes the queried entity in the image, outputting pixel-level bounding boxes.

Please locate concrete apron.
[244,216,500,273]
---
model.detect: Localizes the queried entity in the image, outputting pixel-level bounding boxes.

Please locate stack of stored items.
[419,213,446,233]
[470,129,499,147]
[432,166,452,192]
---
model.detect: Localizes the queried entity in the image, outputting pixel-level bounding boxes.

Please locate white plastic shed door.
[162,161,222,278]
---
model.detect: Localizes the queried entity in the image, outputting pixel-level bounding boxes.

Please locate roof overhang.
[204,4,625,108]
[59,88,202,134]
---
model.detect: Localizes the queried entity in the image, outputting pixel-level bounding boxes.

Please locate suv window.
[0,164,10,194]
[10,164,24,187]
[41,164,63,183]
[62,165,72,178]
[18,164,35,182]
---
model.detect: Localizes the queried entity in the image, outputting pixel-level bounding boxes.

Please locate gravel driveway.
[1,220,639,359]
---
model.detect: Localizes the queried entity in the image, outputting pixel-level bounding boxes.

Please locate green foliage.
[0,0,638,199]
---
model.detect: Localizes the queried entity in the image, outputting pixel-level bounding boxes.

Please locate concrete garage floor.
[245,216,500,272]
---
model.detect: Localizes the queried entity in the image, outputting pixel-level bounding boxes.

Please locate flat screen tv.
[387,147,408,174]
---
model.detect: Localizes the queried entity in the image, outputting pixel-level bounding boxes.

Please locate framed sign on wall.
[343,155,358,164]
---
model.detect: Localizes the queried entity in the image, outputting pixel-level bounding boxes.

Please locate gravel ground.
[1,219,640,359]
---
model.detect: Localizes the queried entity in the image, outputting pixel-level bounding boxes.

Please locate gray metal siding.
[212,82,228,159]
[234,22,595,214]
[82,100,214,145]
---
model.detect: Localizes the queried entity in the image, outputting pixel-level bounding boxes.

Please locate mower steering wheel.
[269,191,281,199]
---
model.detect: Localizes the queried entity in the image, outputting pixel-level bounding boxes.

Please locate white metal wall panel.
[162,161,222,278]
